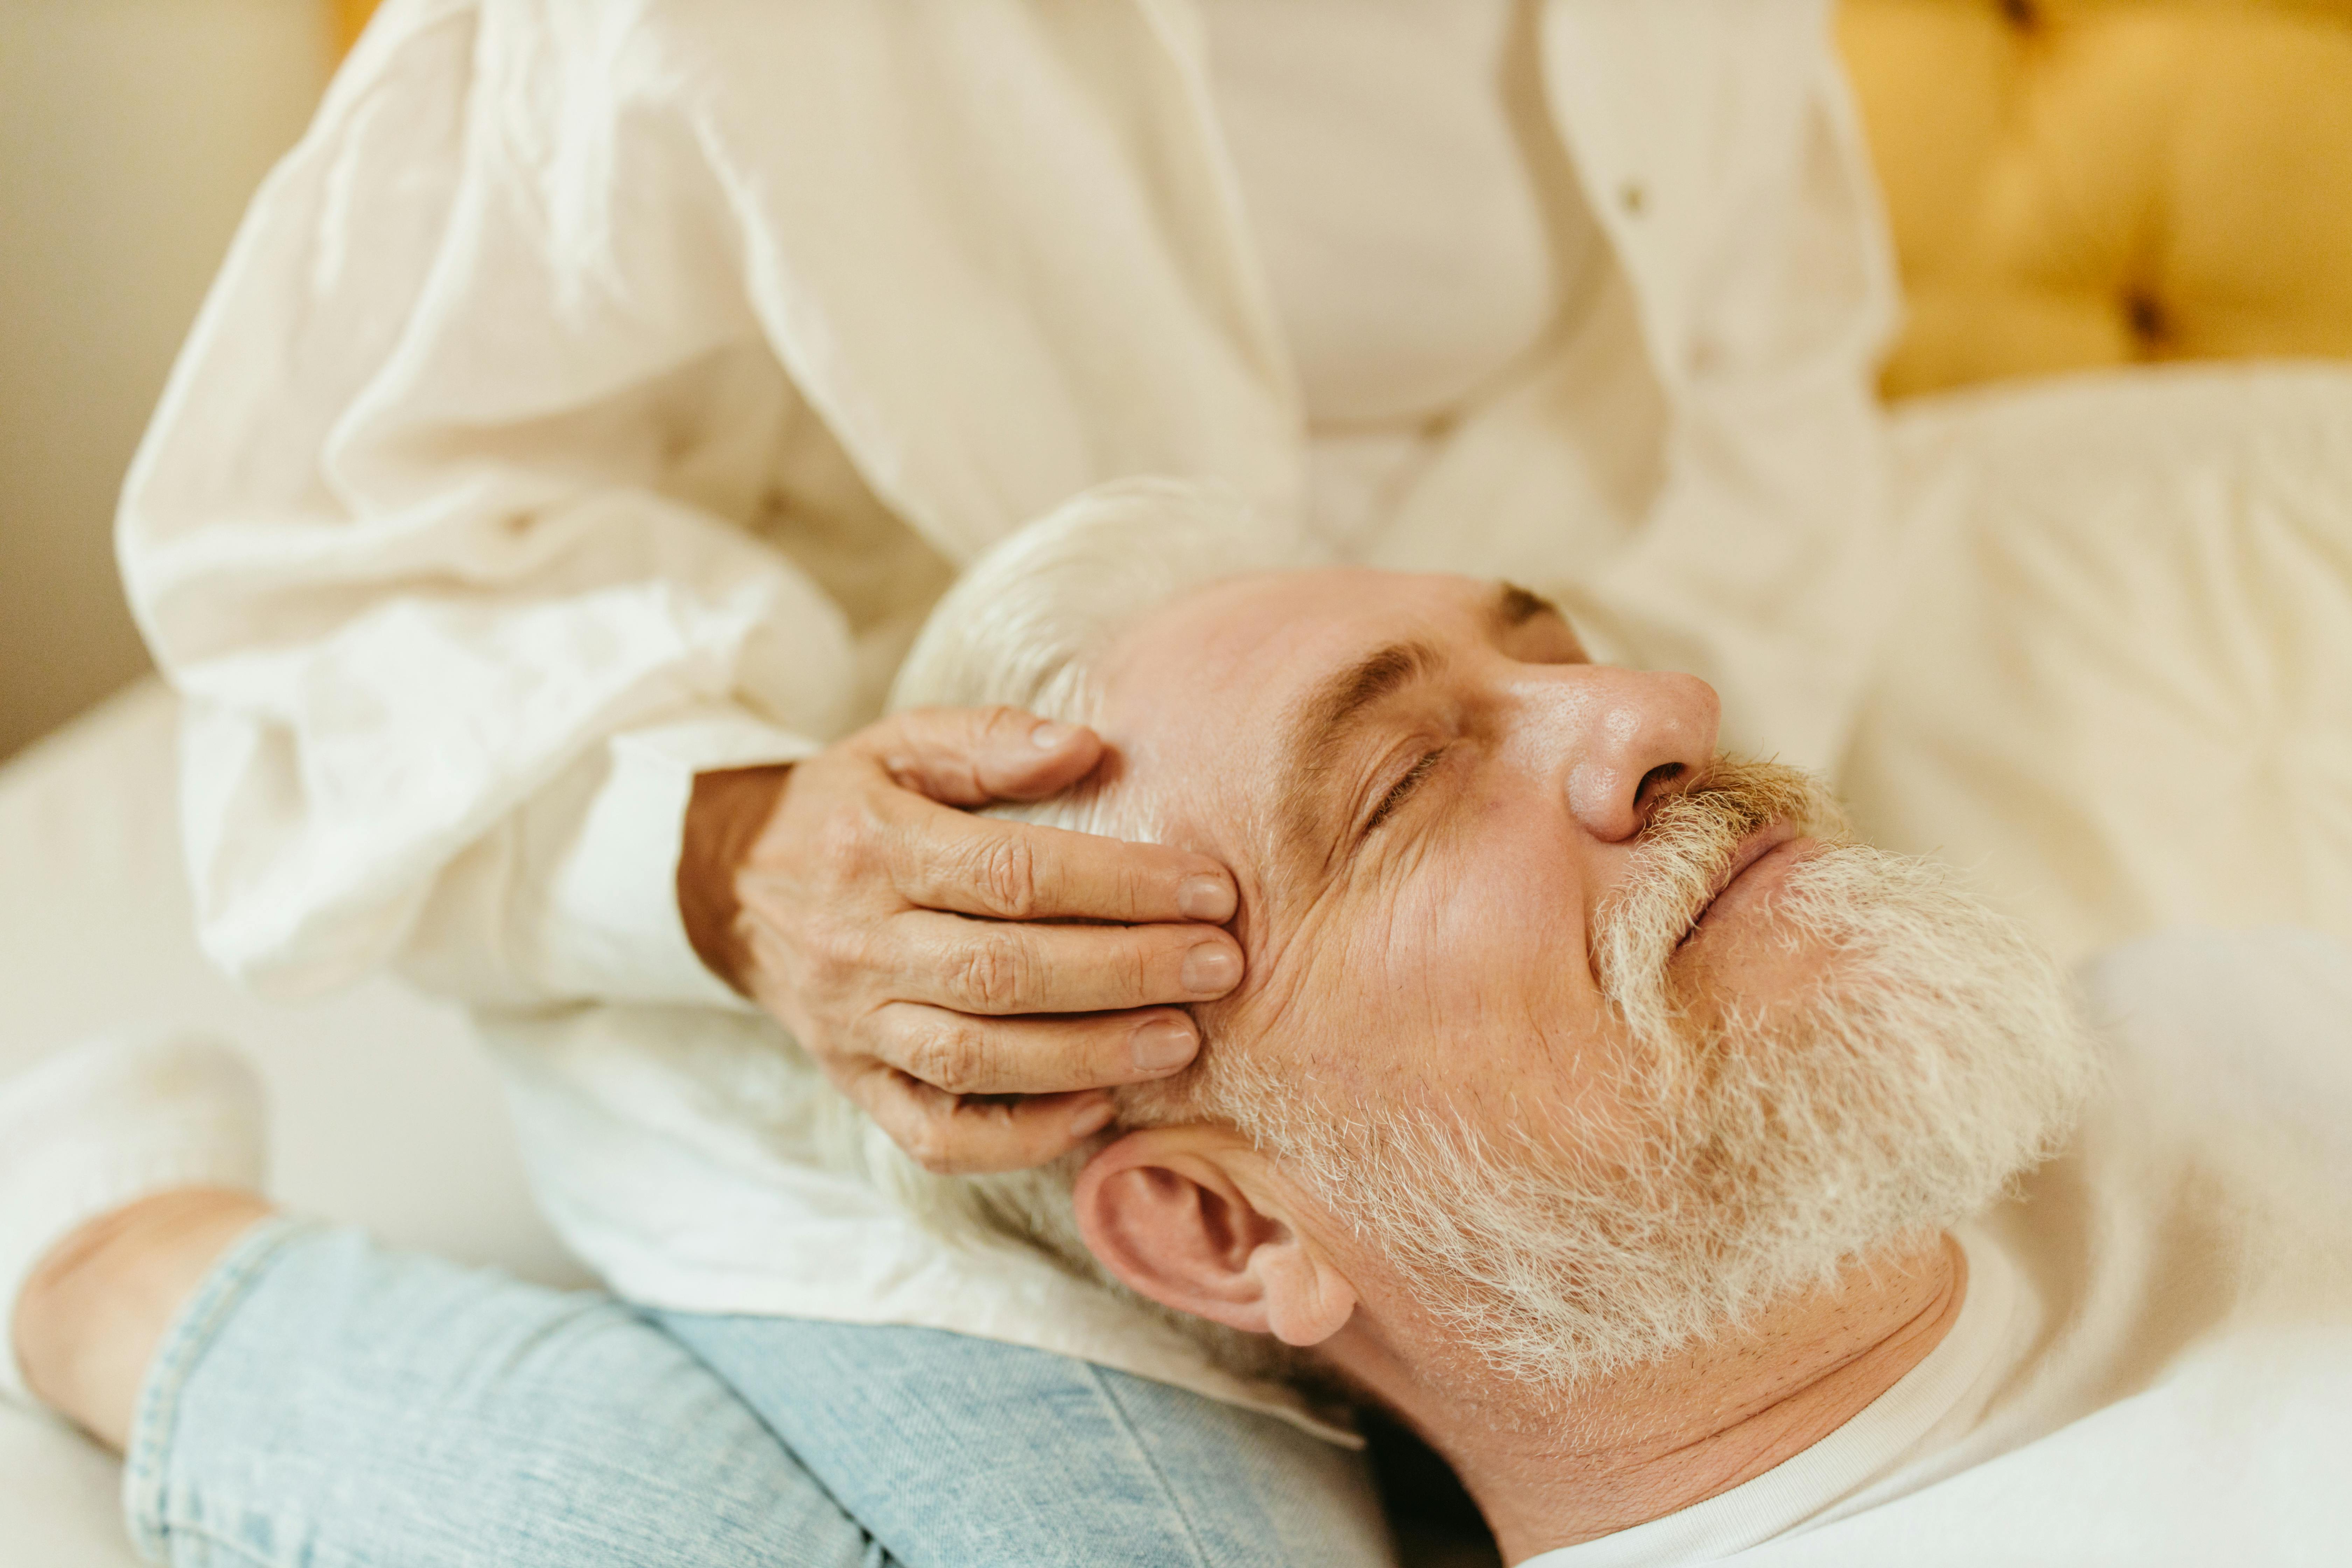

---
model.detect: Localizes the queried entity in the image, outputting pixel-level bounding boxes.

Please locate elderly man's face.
[1094,566,1770,1146]
[1080,565,2091,1389]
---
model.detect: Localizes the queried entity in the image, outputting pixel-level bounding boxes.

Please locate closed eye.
[1362,747,1447,837]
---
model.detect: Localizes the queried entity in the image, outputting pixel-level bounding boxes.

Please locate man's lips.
[1679,821,1801,946]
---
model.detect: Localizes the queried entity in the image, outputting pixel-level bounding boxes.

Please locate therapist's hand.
[677,707,1242,1175]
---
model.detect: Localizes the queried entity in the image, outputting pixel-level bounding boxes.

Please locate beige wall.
[0,0,330,760]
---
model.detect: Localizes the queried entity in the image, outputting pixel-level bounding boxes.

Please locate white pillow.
[1840,363,2352,966]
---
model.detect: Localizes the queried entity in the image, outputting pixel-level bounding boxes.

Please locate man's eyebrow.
[1275,638,1443,856]
[1492,582,1562,631]
[1269,585,1565,869]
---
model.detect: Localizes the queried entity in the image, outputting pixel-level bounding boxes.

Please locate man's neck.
[1345,1233,1967,1564]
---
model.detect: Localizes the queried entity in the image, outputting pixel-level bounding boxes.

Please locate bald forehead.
[1086,573,1358,864]
[1101,567,1485,708]
[1088,567,1550,875]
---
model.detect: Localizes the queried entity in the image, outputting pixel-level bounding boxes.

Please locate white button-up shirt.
[120,0,1896,1434]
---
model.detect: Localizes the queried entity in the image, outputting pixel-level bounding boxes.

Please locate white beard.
[1224,763,2102,1398]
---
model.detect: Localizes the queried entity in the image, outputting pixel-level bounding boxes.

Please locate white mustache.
[1594,759,1845,1045]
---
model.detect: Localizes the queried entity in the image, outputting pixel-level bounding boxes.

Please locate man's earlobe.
[1073,1127,1356,1347]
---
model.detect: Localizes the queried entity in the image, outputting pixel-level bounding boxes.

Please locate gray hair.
[889,476,1307,830]
[826,476,1318,1378]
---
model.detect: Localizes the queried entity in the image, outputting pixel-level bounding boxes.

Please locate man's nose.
[1550,667,1721,843]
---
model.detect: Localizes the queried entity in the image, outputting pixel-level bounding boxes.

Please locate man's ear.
[1073,1126,1356,1347]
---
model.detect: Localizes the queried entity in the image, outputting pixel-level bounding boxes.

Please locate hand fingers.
[858,705,1105,807]
[849,1066,1121,1175]
[862,1001,1200,1098]
[889,908,1244,1016]
[886,799,1237,924]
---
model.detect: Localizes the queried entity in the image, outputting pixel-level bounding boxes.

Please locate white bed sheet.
[5,360,2350,1561]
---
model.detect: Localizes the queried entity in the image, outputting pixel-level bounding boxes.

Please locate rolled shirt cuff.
[534,707,819,1010]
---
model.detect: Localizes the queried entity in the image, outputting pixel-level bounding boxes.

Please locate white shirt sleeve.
[1543,0,1900,770]
[121,3,854,1009]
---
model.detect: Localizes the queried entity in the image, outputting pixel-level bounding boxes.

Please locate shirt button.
[1620,181,1648,216]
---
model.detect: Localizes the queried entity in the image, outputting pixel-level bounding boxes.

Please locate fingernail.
[1031,721,1076,750]
[1071,1099,1118,1139]
[1181,943,1241,995]
[1177,874,1235,922]
[1130,1017,1199,1073]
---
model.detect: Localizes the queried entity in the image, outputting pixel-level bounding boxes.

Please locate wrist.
[678,764,793,994]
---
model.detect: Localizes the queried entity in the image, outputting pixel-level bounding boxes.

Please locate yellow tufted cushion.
[1841,0,2352,396]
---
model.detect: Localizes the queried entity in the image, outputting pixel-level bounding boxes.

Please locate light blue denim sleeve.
[125,1220,892,1568]
[657,1313,1397,1568]
[124,1221,1398,1568]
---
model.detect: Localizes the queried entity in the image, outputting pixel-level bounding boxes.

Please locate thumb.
[861,705,1105,807]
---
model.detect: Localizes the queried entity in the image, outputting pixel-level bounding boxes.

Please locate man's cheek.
[1458,791,1584,916]
[1236,903,1386,1092]
[1338,872,1532,1084]
[1430,827,1578,983]
[1251,903,1446,1102]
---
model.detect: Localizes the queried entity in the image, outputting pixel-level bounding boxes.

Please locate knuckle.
[954,933,1035,1011]
[969,834,1042,917]
[1128,938,1163,1002]
[860,1068,966,1175]
[899,1113,962,1175]
[810,801,873,881]
[1117,861,1156,919]
[905,1019,994,1096]
[972,705,1024,743]
[801,922,869,994]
